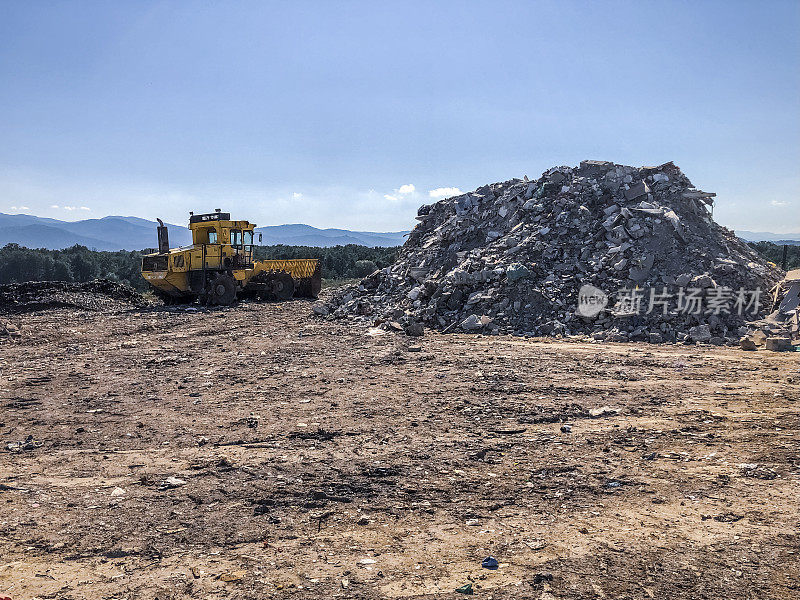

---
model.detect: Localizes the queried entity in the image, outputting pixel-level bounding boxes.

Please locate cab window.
[243,230,253,246]
[231,229,242,247]
[208,229,217,244]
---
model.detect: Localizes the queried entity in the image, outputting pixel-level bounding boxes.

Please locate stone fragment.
[765,337,791,352]
[689,324,712,343]
[405,322,424,337]
[690,274,715,288]
[506,263,531,282]
[624,181,651,201]
[740,337,757,351]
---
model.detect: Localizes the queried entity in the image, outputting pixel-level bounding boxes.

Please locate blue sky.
[1,0,798,232]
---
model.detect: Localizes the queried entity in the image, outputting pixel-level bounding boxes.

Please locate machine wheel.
[271,271,295,301]
[209,274,237,305]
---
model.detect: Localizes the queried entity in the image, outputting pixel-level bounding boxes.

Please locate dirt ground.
[1,298,798,600]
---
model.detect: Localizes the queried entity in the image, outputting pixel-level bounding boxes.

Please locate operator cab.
[188,209,258,266]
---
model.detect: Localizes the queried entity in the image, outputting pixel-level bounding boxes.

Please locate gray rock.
[161,477,187,489]
[690,274,715,289]
[740,337,758,351]
[689,324,712,343]
[312,304,330,316]
[624,181,651,201]
[765,337,792,352]
[405,322,424,337]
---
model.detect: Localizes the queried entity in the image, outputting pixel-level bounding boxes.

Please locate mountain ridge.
[2,213,795,250]
[0,213,408,250]
[735,230,800,244]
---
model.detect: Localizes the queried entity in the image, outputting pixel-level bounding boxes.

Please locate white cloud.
[63,205,77,211]
[770,199,789,207]
[384,194,398,202]
[428,187,463,199]
[397,184,415,195]
[292,192,303,199]
[50,204,59,209]
[10,205,30,211]
[80,206,90,211]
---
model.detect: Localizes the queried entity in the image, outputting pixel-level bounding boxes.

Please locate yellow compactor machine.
[141,210,321,305]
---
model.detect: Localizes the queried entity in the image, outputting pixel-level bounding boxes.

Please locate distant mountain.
[0,213,407,250]
[737,230,800,244]
[0,224,121,251]
[256,224,407,247]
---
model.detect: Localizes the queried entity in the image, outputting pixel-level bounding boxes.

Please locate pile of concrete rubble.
[0,280,149,314]
[321,160,784,345]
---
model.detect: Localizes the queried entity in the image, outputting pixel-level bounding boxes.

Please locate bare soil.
[1,298,798,599]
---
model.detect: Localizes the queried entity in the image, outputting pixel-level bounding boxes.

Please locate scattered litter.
[589,406,620,418]
[160,477,187,489]
[481,556,499,570]
[523,539,547,550]
[6,435,42,452]
[455,583,474,594]
[740,464,778,480]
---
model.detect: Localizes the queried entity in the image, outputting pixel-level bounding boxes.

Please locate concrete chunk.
[624,181,651,201]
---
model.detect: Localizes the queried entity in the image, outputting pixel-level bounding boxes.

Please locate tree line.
[0,243,401,290]
[0,241,794,291]
[747,241,799,270]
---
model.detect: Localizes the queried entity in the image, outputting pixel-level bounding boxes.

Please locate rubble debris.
[765,337,792,352]
[0,280,149,314]
[217,570,246,582]
[740,338,758,351]
[455,583,474,594]
[588,406,620,418]
[160,476,187,489]
[404,322,424,337]
[740,269,800,351]
[6,435,42,452]
[0,319,21,338]
[322,161,781,343]
[312,303,330,316]
[739,464,778,480]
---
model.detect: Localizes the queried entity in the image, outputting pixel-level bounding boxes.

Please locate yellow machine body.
[141,211,321,304]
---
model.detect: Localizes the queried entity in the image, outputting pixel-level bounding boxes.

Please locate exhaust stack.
[156,218,170,254]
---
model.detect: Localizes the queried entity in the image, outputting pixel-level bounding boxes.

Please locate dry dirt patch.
[1,301,798,599]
